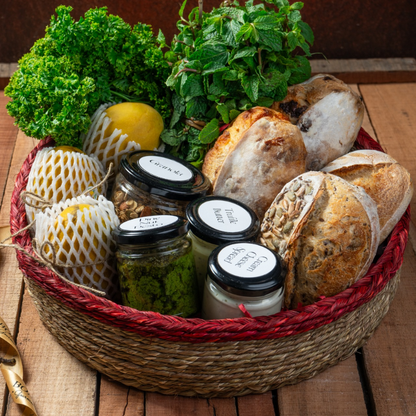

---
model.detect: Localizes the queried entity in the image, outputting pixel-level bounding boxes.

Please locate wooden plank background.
[2,59,416,88]
[1,0,415,63]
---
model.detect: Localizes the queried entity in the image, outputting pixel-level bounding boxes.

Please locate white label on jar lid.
[217,243,277,278]
[138,155,193,182]
[120,215,178,231]
[198,200,252,232]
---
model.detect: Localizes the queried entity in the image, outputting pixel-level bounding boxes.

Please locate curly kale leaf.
[5,6,171,147]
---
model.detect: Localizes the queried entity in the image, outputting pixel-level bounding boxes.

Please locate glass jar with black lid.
[113,215,199,317]
[186,196,260,298]
[202,242,285,320]
[111,151,211,223]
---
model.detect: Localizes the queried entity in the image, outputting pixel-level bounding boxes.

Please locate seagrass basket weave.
[11,129,410,398]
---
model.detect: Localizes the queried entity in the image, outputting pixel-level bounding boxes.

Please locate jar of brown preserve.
[111,151,210,223]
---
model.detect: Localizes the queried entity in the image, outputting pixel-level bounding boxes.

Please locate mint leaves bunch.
[5,6,171,148]
[161,0,314,167]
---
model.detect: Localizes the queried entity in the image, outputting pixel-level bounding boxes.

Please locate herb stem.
[190,117,207,127]
[185,119,205,130]
[198,0,203,22]
[258,48,263,74]
[174,40,190,46]
[174,68,201,79]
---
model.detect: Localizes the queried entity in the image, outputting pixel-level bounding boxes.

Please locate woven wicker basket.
[11,129,410,398]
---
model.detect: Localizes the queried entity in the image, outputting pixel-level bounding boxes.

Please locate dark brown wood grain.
[1,0,415,63]
[99,377,145,415]
[277,358,368,416]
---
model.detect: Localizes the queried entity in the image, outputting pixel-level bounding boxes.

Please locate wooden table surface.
[0,83,415,416]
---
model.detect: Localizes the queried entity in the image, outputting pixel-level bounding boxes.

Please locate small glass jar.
[111,151,211,223]
[202,242,285,320]
[186,196,259,298]
[113,215,199,317]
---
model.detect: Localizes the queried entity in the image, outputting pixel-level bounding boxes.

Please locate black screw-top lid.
[208,242,285,297]
[186,196,260,245]
[118,150,211,201]
[113,215,189,245]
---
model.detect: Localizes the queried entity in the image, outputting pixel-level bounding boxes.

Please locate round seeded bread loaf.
[260,172,380,309]
[321,149,413,242]
[202,107,306,220]
[272,74,364,170]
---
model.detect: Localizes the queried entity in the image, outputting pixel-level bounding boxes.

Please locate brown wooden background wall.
[0,0,415,63]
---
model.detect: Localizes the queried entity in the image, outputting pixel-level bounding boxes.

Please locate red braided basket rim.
[11,129,410,344]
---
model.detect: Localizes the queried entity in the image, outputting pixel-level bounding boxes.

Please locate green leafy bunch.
[5,6,171,148]
[161,0,314,167]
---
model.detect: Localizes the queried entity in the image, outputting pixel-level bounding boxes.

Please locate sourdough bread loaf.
[202,107,307,220]
[260,172,380,309]
[321,149,413,242]
[272,74,364,170]
[202,106,288,186]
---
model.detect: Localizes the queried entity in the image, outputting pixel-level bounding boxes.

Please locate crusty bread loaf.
[272,74,364,170]
[202,106,287,187]
[260,172,380,309]
[202,107,307,220]
[321,149,413,242]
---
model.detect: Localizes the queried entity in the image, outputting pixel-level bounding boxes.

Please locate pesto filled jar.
[186,196,259,299]
[202,242,285,320]
[111,151,210,223]
[113,215,199,317]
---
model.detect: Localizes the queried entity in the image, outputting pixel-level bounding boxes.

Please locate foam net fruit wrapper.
[81,103,142,172]
[34,195,120,298]
[25,147,108,222]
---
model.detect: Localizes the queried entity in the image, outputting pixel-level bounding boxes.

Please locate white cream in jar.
[201,242,285,320]
[185,196,259,299]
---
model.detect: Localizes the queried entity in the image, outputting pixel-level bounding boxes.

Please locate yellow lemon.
[48,204,108,264]
[104,102,163,151]
[84,102,163,169]
[39,201,118,295]
[53,146,85,154]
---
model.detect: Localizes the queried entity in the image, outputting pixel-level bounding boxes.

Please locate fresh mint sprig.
[162,0,314,167]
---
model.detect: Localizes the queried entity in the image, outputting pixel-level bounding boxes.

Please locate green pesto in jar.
[117,242,199,317]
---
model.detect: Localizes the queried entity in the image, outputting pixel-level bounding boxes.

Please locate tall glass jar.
[111,151,211,223]
[186,196,259,299]
[202,242,285,320]
[113,215,199,317]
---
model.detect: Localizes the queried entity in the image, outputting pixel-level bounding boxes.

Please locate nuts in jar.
[111,151,211,223]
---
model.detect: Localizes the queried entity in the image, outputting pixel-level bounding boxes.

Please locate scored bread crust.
[260,172,380,309]
[271,74,364,170]
[207,114,306,220]
[322,149,413,242]
[271,74,361,123]
[202,107,288,187]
